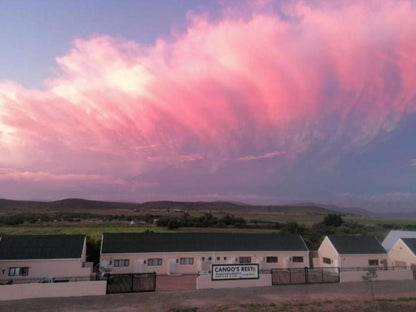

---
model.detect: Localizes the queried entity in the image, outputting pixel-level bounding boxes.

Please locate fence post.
[305,267,309,284]
[131,274,134,292]
[289,269,292,284]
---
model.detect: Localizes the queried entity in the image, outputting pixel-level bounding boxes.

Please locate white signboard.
[211,264,259,281]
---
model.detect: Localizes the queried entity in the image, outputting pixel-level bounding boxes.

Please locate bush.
[323,214,344,227]
[167,219,180,230]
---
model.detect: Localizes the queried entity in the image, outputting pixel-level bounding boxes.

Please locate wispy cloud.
[0,0,416,199]
[237,151,284,161]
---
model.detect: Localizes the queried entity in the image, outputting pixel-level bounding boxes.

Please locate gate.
[272,267,339,285]
[106,273,156,294]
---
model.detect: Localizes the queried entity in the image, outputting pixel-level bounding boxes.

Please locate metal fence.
[106,273,156,294]
[271,267,339,285]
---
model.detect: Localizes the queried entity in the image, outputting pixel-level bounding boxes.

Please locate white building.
[100,232,310,276]
[382,230,416,251]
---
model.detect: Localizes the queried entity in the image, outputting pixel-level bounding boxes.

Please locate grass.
[3,213,416,242]
[0,226,173,241]
[0,225,281,240]
[345,215,416,226]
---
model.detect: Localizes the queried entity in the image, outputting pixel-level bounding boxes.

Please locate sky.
[0,0,416,213]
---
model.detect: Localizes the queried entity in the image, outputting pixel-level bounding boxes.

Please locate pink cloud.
[237,151,284,161]
[0,0,416,199]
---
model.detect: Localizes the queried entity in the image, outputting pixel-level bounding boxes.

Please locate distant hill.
[0,198,366,216]
[0,198,137,211]
[135,200,340,215]
[294,202,372,216]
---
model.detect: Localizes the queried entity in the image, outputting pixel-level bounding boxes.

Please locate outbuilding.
[0,235,93,282]
[316,235,387,269]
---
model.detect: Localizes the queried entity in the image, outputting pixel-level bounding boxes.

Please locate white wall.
[0,280,106,301]
[197,273,272,289]
[317,237,339,267]
[0,259,93,280]
[340,269,413,283]
[388,239,416,268]
[340,254,387,268]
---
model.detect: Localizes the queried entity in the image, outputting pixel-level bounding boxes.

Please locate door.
[135,259,144,273]
[169,258,176,275]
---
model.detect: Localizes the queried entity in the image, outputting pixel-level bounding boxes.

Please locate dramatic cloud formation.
[0,0,416,201]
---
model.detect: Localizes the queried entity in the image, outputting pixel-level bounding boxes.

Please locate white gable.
[382,230,416,251]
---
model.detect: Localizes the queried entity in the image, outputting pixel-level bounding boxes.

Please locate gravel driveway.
[2,280,416,312]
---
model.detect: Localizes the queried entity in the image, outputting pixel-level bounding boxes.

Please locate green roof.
[328,236,386,254]
[102,233,308,254]
[0,235,85,260]
[401,238,416,255]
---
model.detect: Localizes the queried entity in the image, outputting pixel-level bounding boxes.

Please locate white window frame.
[239,256,251,264]
[114,259,130,267]
[292,256,304,263]
[9,267,29,276]
[179,257,194,265]
[148,258,163,266]
[266,256,278,263]
[368,259,379,266]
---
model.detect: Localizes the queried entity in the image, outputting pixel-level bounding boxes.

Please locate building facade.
[100,233,309,276]
[0,235,93,281]
[388,238,416,268]
[316,236,387,269]
[382,230,416,252]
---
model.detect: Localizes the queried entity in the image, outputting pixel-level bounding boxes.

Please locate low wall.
[157,274,197,291]
[197,274,271,289]
[0,280,107,301]
[340,270,413,283]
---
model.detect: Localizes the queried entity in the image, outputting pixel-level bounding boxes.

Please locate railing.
[340,266,416,272]
[0,275,101,285]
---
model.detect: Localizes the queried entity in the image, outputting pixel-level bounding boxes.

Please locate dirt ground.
[2,280,416,312]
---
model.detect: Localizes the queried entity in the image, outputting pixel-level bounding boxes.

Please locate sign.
[211,264,259,281]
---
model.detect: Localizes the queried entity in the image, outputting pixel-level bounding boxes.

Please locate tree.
[323,214,344,227]
[167,219,180,230]
[281,222,305,235]
[362,267,378,302]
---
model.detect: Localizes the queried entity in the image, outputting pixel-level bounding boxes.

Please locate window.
[224,257,227,260]
[239,257,251,264]
[323,257,331,265]
[216,257,220,261]
[114,259,129,267]
[8,267,29,276]
[208,257,212,261]
[179,258,194,265]
[368,259,379,266]
[148,258,163,266]
[266,257,278,263]
[292,256,304,263]
[202,257,205,260]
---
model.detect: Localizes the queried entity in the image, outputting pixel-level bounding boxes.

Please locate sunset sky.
[1,0,416,213]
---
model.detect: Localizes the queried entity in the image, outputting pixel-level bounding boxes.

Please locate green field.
[252,214,416,226]
[0,225,282,241]
[2,214,416,243]
[0,226,174,241]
